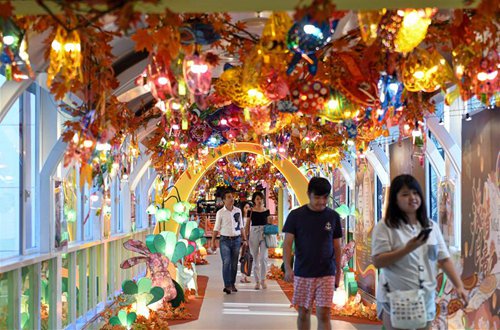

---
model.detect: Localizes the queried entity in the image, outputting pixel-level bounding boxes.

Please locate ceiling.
[8,0,480,14]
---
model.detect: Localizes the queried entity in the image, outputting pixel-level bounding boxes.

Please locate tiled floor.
[171,253,379,330]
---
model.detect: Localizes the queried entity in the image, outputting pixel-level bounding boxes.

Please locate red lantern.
[183,53,212,95]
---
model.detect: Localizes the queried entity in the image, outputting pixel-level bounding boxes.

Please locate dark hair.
[385,174,429,229]
[307,177,331,196]
[222,189,233,200]
[240,201,252,217]
[252,191,265,202]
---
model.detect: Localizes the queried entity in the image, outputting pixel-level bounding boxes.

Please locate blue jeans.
[219,236,241,288]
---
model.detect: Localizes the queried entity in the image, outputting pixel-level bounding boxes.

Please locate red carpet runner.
[276,278,382,325]
[168,275,208,326]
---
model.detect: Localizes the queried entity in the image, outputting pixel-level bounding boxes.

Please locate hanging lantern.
[11,38,34,81]
[290,80,329,115]
[214,66,270,108]
[183,52,212,95]
[378,9,436,54]
[286,17,337,75]
[259,12,292,73]
[1,18,33,81]
[1,18,23,52]
[319,89,359,122]
[452,45,499,102]
[47,26,82,87]
[402,48,455,92]
[140,56,174,101]
[377,74,404,120]
[357,10,386,46]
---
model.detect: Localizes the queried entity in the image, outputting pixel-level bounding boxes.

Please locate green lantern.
[155,208,171,222]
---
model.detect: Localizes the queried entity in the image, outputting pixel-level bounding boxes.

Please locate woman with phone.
[372,174,467,330]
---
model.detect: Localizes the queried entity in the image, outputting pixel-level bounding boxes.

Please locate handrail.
[0,227,152,274]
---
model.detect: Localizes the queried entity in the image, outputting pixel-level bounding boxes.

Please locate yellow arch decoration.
[154,142,309,234]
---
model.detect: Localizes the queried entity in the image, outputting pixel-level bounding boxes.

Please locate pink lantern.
[183,53,212,95]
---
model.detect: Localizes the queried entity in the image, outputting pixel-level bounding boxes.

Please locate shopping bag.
[264,234,278,248]
[240,245,253,276]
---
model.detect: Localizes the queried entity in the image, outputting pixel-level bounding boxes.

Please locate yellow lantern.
[358,10,386,46]
[379,9,435,54]
[47,26,82,87]
[319,90,358,123]
[402,48,455,92]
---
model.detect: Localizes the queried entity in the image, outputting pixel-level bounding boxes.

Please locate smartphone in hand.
[417,227,432,241]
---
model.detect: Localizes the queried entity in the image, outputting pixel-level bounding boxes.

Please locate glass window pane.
[429,164,439,222]
[40,260,50,329]
[0,99,21,258]
[64,168,78,243]
[61,254,69,327]
[26,91,38,250]
[21,267,31,330]
[0,271,8,328]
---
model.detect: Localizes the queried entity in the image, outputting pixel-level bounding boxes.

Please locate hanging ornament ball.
[287,17,334,54]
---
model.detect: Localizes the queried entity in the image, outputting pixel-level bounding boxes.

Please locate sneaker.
[261,280,267,289]
[223,287,232,294]
[254,283,260,290]
[231,285,238,292]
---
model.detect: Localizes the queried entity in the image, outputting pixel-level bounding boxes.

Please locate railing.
[0,228,152,330]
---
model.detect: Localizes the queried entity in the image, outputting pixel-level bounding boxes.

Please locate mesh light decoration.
[214,66,270,108]
[47,25,82,87]
[402,48,455,92]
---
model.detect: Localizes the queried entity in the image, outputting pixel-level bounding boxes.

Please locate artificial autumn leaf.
[80,163,93,189]
[131,29,155,52]
[0,0,13,18]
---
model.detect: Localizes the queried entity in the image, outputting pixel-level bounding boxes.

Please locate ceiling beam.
[5,0,480,15]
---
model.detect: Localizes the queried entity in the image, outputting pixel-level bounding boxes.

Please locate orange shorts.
[292,275,335,309]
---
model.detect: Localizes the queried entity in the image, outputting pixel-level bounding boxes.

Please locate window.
[428,130,445,159]
[0,83,40,259]
[375,175,383,222]
[0,98,21,258]
[428,164,439,222]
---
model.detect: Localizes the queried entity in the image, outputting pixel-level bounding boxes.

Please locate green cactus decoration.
[109,310,137,328]
[121,277,164,307]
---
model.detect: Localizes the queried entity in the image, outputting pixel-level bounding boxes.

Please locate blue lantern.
[286,17,338,75]
[377,74,404,120]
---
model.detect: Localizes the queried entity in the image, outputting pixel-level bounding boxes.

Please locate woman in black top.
[244,191,271,289]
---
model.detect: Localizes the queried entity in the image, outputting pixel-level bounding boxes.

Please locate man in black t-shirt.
[282,177,342,330]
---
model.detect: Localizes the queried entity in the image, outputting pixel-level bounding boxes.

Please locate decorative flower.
[203,131,227,148]
[277,100,299,113]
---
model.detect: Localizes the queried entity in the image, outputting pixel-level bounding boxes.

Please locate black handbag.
[239,244,253,276]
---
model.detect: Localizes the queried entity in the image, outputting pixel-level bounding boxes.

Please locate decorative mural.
[438,179,456,247]
[389,137,426,197]
[455,109,500,330]
[355,161,376,297]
